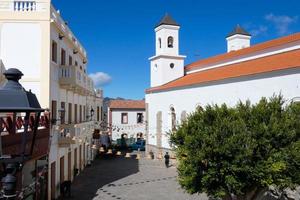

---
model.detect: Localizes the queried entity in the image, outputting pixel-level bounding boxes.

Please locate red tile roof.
[109,100,145,109]
[146,49,300,93]
[185,32,300,72]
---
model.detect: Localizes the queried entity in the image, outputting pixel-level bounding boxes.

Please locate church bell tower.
[149,14,186,88]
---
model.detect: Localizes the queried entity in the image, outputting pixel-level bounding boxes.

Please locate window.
[170,107,176,131]
[100,106,103,121]
[68,103,72,124]
[51,100,57,124]
[121,113,128,124]
[69,56,73,66]
[80,66,82,70]
[79,105,82,123]
[83,106,86,122]
[61,102,65,124]
[51,41,58,63]
[75,61,78,66]
[158,38,161,48]
[97,106,100,121]
[181,110,187,122]
[137,113,143,123]
[156,111,162,148]
[61,48,66,66]
[74,104,77,123]
[167,36,174,48]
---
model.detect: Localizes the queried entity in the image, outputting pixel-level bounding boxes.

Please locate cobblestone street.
[67,154,208,200]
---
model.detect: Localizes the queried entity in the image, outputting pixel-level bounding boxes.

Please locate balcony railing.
[58,125,76,148]
[0,1,48,12]
[0,114,50,159]
[59,65,95,94]
[14,1,36,11]
[0,113,49,135]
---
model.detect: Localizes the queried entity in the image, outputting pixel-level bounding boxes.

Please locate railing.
[14,1,36,11]
[0,114,50,136]
[0,114,50,159]
[57,121,94,147]
[57,125,75,147]
[59,65,95,94]
[0,1,48,12]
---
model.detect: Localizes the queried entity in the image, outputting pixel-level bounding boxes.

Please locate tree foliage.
[170,96,300,199]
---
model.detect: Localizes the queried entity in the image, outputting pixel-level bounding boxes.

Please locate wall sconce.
[59,33,64,40]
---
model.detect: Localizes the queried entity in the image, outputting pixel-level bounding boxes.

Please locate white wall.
[0,22,42,98]
[150,56,185,87]
[111,110,146,141]
[227,34,251,52]
[146,69,300,149]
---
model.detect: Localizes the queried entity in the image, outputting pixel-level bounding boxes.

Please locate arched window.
[195,103,203,111]
[167,36,174,48]
[158,38,162,48]
[181,110,187,122]
[170,107,176,131]
[156,111,162,148]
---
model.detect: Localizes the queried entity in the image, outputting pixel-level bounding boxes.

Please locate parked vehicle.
[130,139,145,151]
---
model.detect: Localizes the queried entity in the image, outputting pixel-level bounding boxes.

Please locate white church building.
[145,14,300,156]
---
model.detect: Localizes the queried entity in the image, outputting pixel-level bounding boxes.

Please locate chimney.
[226,25,251,52]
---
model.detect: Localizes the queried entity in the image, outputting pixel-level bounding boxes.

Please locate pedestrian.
[164,152,170,168]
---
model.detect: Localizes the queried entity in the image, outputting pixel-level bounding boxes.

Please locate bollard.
[125,153,131,158]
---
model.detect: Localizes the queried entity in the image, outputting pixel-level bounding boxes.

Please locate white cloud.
[89,72,112,88]
[250,25,268,37]
[265,13,298,35]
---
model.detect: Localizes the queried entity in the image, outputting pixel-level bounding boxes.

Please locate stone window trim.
[121,113,128,124]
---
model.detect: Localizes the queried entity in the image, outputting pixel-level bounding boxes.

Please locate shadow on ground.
[63,154,139,200]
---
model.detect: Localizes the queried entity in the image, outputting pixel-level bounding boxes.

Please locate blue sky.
[52,0,300,99]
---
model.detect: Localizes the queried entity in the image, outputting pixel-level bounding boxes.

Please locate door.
[60,156,64,184]
[51,162,56,200]
[83,144,86,167]
[79,145,82,170]
[68,152,71,181]
[74,148,77,173]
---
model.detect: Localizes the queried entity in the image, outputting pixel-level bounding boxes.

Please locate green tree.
[170,96,300,199]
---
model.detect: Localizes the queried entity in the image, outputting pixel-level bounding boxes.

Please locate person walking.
[164,152,170,168]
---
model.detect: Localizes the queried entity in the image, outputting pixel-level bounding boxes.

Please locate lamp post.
[0,68,44,199]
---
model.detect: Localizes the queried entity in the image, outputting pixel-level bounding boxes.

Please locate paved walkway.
[66,153,208,200]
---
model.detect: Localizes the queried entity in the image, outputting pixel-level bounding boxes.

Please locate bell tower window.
[158,38,162,48]
[167,36,174,48]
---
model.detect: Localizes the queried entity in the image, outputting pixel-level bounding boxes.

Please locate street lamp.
[0,68,44,199]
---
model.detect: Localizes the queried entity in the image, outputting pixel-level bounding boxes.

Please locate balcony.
[59,65,86,94]
[0,114,50,159]
[57,124,76,148]
[59,65,95,95]
[0,1,48,12]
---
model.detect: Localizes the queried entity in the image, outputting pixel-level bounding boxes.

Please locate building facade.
[108,100,145,141]
[0,1,103,199]
[145,14,300,156]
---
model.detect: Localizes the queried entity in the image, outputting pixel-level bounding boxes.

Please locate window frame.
[61,48,66,66]
[51,41,58,63]
[69,55,73,66]
[137,113,143,124]
[121,113,128,124]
